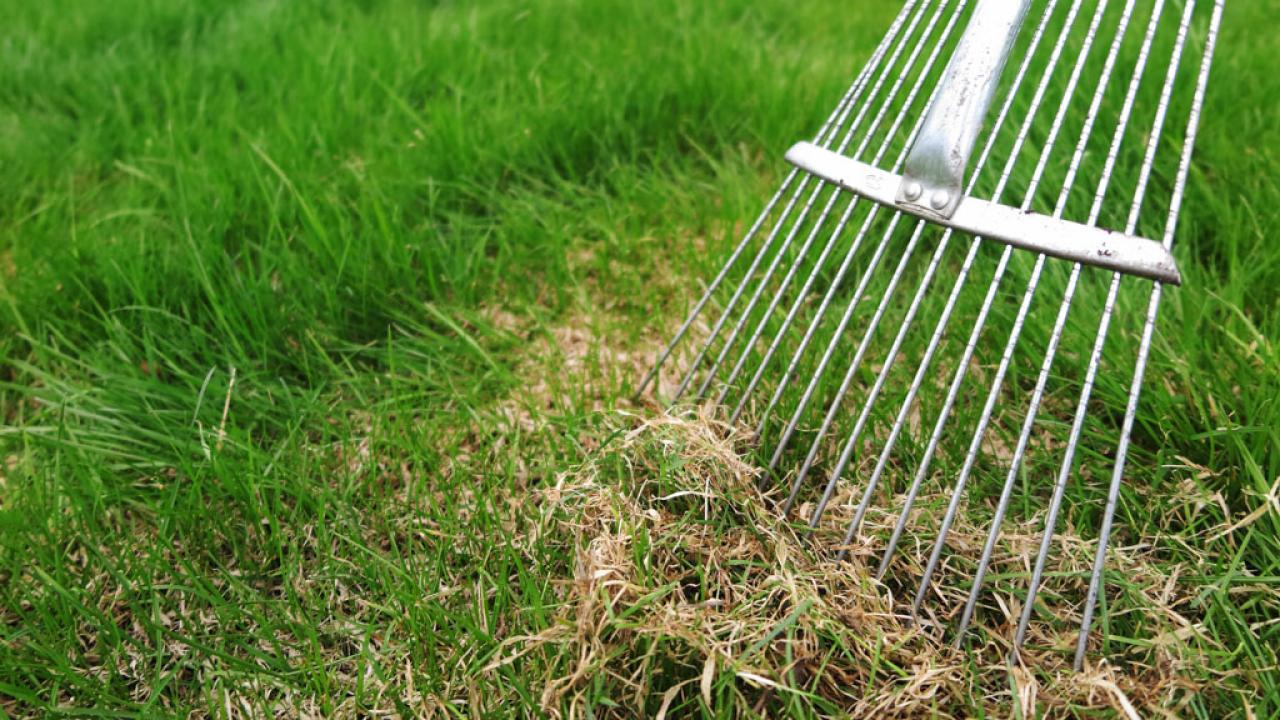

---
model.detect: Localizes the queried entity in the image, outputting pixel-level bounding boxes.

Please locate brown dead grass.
[491,407,1236,718]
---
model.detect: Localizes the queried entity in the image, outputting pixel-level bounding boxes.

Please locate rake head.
[638,0,1222,668]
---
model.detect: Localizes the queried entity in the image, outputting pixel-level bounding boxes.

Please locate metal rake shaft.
[639,0,1223,667]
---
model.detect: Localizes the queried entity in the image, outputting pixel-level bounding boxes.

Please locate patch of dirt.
[488,300,707,436]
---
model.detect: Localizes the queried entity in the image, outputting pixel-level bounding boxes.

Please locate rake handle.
[897,0,1032,220]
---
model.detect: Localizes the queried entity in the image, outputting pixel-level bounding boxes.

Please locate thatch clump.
[495,409,1224,718]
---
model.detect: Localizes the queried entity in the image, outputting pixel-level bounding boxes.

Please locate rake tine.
[650,14,911,403]
[765,208,908,481]
[633,0,919,399]
[766,206,907,486]
[683,175,841,401]
[836,231,971,557]
[776,48,986,507]
[802,219,934,527]
[670,0,938,402]
[823,0,1090,543]
[742,2,967,456]
[952,0,1144,644]
[634,172,796,399]
[726,4,984,430]
[669,185,824,401]
[715,0,973,414]
[764,0,1067,480]
[875,0,1094,582]
[861,0,1082,574]
[773,225,926,510]
[1074,0,1222,670]
[875,0,1089,582]
[762,92,977,482]
[1010,0,1175,656]
[911,0,1115,619]
[734,196,894,431]
[692,0,959,403]
[773,210,915,501]
[727,194,903,425]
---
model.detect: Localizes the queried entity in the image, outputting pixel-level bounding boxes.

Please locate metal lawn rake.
[637,0,1222,667]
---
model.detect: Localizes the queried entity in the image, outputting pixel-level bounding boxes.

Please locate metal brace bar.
[785,141,1182,284]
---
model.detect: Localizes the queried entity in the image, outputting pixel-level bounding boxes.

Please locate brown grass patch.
[493,409,1240,718]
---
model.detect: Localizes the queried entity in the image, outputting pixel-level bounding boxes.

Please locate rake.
[637,0,1222,667]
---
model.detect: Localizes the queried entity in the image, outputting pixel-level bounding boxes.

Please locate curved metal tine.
[911,0,1116,620]
[818,0,1087,541]
[834,226,971,560]
[761,0,1067,477]
[691,0,958,403]
[880,0,1100,579]
[729,200,892,428]
[772,0,980,507]
[1008,0,1177,658]
[669,0,937,403]
[873,0,1091,581]
[766,208,913,488]
[773,210,918,506]
[799,218,934,526]
[633,0,921,400]
[788,0,1073,521]
[1075,0,1221,671]
[717,0,972,417]
[635,167,798,399]
[953,0,1147,644]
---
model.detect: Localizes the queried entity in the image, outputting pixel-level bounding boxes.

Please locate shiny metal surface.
[785,141,1182,284]
[897,0,1031,219]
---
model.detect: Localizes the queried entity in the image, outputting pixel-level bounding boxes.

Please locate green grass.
[1,0,1277,716]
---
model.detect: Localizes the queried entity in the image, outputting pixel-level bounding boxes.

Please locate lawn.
[1,0,1277,717]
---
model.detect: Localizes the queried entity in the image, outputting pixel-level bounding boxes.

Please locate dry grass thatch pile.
[493,409,1227,718]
